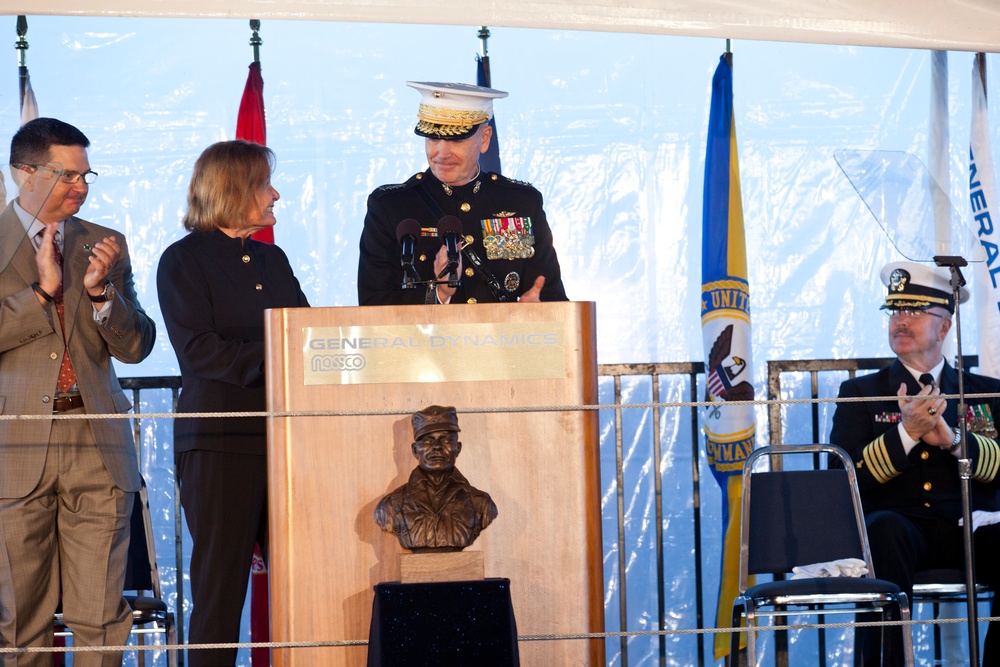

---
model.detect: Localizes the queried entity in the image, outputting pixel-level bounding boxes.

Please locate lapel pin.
[83,244,92,250]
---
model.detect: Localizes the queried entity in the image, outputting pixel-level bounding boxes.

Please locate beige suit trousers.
[0,408,133,667]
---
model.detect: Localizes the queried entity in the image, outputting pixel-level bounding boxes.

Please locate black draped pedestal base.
[367,578,520,667]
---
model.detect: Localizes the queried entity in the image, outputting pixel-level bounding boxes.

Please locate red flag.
[236,59,271,664]
[236,61,273,244]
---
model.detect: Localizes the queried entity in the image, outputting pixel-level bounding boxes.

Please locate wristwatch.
[88,281,116,303]
[947,427,962,452]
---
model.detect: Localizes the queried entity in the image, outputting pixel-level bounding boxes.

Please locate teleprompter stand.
[834,148,990,666]
[935,254,980,666]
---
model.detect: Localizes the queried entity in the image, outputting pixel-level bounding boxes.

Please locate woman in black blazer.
[157,140,310,667]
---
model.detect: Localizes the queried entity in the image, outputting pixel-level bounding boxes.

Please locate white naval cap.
[407,81,508,141]
[879,261,969,314]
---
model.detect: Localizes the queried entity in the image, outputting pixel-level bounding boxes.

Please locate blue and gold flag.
[701,52,756,661]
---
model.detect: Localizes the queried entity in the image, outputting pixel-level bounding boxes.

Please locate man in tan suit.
[0,118,155,666]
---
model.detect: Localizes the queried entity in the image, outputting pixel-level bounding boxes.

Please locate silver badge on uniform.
[889,269,910,293]
[504,272,521,293]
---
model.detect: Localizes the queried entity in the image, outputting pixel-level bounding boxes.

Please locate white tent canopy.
[5,0,1000,53]
[5,8,1000,665]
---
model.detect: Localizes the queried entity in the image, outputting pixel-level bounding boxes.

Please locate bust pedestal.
[400,550,484,583]
[367,578,519,667]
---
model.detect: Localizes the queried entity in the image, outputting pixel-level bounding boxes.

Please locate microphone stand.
[934,254,979,666]
[400,266,461,304]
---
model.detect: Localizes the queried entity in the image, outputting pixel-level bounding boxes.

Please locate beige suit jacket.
[0,203,156,497]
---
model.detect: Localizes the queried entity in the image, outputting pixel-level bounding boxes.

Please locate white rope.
[5,390,996,421]
[8,615,997,655]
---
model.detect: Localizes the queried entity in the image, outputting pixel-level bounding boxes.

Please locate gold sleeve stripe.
[862,435,899,484]
[972,434,1000,483]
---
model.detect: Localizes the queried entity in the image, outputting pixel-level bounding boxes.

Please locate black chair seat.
[911,567,995,664]
[746,576,901,598]
[123,594,170,624]
[912,568,991,597]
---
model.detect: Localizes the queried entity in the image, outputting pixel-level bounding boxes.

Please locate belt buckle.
[53,395,82,413]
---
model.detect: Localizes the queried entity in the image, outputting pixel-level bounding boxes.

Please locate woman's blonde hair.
[182,140,275,233]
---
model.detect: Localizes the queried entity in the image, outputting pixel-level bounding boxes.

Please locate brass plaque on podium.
[302,321,566,385]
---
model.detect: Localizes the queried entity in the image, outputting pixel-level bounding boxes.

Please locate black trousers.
[178,450,268,667]
[859,510,1000,667]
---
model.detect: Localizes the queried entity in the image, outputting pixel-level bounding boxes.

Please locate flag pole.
[16,15,28,109]
[478,25,490,58]
[249,19,261,66]
[474,26,502,174]
[477,26,491,87]
[239,18,273,661]
[977,51,987,100]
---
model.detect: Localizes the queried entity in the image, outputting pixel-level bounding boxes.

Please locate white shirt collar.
[13,199,65,251]
[901,357,945,386]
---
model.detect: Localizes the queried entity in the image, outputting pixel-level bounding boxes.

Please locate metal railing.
[597,362,708,667]
[119,376,184,663]
[123,364,717,667]
[128,358,987,667]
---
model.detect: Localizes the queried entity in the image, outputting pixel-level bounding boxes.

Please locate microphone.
[437,215,462,283]
[396,219,422,288]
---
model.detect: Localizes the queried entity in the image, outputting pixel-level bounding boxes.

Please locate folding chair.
[730,444,913,666]
[55,479,178,667]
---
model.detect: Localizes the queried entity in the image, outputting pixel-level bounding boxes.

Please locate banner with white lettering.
[970,54,1000,378]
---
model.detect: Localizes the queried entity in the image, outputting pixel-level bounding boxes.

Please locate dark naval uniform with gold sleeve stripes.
[831,359,1000,520]
[831,259,1000,666]
[831,358,1000,665]
[357,168,568,305]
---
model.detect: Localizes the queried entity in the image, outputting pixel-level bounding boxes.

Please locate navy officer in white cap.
[358,82,567,305]
[830,261,1000,666]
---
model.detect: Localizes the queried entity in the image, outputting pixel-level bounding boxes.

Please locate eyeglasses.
[885,308,947,320]
[15,163,98,185]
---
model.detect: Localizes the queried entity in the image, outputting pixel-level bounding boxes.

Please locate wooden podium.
[265,302,603,666]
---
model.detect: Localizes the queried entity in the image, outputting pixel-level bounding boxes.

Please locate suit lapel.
[939,362,961,424]
[62,218,90,339]
[0,206,40,286]
[888,359,919,397]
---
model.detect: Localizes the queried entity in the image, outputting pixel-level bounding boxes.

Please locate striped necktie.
[48,232,78,393]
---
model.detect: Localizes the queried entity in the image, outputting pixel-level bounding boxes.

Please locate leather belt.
[52,395,85,413]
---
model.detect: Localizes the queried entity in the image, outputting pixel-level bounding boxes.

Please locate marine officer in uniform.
[357,81,568,305]
[830,261,1000,666]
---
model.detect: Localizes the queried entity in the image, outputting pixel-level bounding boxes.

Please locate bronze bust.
[375,405,497,551]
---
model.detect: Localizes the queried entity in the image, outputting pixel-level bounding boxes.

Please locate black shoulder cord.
[413,182,508,302]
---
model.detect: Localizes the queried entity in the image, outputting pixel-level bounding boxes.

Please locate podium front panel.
[266,302,602,666]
